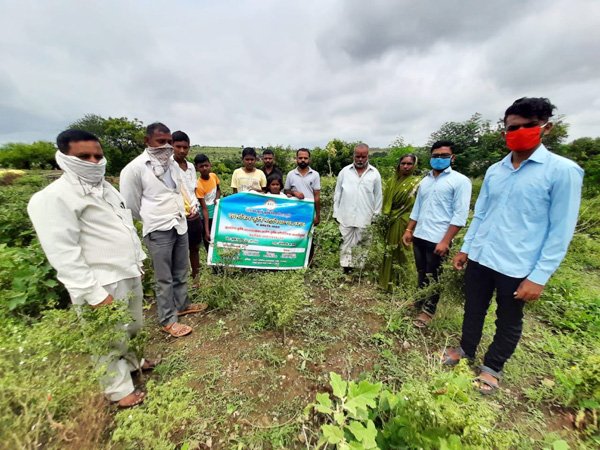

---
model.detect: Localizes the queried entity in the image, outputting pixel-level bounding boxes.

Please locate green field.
[0,168,598,449]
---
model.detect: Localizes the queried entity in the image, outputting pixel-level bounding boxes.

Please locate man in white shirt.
[333,143,383,272]
[120,123,205,338]
[28,129,159,408]
[172,130,202,281]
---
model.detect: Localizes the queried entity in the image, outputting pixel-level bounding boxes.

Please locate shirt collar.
[428,166,453,177]
[350,163,373,173]
[294,166,314,175]
[501,143,550,168]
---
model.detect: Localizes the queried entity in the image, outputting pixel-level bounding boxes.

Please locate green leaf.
[334,411,346,425]
[321,424,345,444]
[346,420,378,448]
[552,440,570,450]
[344,380,382,417]
[315,392,333,414]
[330,372,348,399]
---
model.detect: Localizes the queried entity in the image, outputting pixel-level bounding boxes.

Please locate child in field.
[231,147,266,193]
[266,175,289,197]
[194,154,221,251]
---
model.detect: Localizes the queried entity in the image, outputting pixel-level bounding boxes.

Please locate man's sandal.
[117,390,145,408]
[413,311,433,329]
[140,358,161,371]
[177,303,208,317]
[161,322,192,337]
[441,347,468,366]
[474,367,502,395]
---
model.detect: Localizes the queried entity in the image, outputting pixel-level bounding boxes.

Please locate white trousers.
[339,224,368,269]
[96,276,144,402]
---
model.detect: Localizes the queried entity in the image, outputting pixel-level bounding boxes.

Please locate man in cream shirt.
[120,123,205,338]
[28,129,158,408]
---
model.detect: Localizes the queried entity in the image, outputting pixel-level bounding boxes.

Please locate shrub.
[0,141,56,170]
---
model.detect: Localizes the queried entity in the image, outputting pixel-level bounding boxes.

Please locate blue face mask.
[430,157,452,171]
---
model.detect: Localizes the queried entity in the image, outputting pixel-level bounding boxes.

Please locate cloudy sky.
[1,0,599,148]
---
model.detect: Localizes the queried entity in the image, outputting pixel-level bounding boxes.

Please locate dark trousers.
[460,260,526,374]
[203,218,213,252]
[413,237,444,315]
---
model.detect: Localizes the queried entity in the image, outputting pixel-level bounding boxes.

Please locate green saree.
[378,172,421,291]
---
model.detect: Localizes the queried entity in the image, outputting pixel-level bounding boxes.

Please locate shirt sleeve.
[409,184,423,222]
[373,172,383,215]
[527,165,584,285]
[461,170,491,254]
[284,173,292,190]
[119,164,142,221]
[215,173,220,185]
[333,170,344,218]
[314,173,321,191]
[231,170,239,188]
[259,171,267,188]
[450,176,472,227]
[195,178,204,198]
[27,191,108,305]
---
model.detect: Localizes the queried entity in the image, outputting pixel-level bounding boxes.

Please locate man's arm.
[436,177,472,256]
[525,165,584,288]
[215,183,221,200]
[373,173,383,215]
[27,193,110,306]
[119,164,142,220]
[199,198,211,241]
[313,190,321,226]
[403,186,423,245]
[333,170,344,219]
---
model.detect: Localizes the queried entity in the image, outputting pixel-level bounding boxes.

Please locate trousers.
[460,259,526,374]
[339,224,369,268]
[96,276,144,401]
[412,237,444,315]
[144,228,190,326]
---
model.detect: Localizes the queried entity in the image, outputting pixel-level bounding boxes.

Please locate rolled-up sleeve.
[119,165,142,220]
[527,165,584,285]
[27,193,108,305]
[450,177,472,227]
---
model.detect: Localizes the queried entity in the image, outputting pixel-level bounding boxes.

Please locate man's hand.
[313,214,320,226]
[188,211,200,220]
[92,294,114,308]
[452,252,468,270]
[293,191,305,200]
[514,279,545,302]
[204,227,211,242]
[434,240,450,257]
[402,230,413,246]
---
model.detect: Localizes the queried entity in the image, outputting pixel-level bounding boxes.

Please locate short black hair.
[267,174,283,186]
[172,130,190,143]
[296,148,311,157]
[431,140,455,153]
[504,97,556,123]
[194,153,210,165]
[146,122,170,137]
[262,149,274,156]
[56,129,100,154]
[242,147,257,158]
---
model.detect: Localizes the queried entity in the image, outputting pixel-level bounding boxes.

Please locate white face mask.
[145,144,174,178]
[55,150,106,185]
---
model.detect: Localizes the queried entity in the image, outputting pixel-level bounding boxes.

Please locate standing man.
[172,131,202,281]
[445,98,583,394]
[120,123,205,338]
[261,149,283,180]
[402,141,471,328]
[28,129,158,408]
[284,148,321,225]
[333,143,382,272]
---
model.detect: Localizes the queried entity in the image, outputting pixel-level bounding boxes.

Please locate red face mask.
[505,126,543,152]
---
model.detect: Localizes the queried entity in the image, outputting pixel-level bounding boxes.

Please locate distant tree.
[311,139,360,176]
[69,114,145,175]
[557,136,600,192]
[0,141,56,170]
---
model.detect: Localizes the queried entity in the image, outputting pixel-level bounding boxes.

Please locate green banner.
[208,192,314,269]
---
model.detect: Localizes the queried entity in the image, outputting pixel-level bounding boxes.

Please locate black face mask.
[298,162,309,169]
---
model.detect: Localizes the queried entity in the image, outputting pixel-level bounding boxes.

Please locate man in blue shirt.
[445,97,584,395]
[402,141,471,327]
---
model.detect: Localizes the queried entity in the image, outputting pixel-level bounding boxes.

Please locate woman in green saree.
[379,154,421,291]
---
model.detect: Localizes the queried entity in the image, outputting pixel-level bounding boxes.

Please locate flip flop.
[117,390,145,408]
[177,303,208,316]
[141,357,162,371]
[441,347,466,366]
[474,376,499,396]
[161,322,192,337]
[413,311,433,328]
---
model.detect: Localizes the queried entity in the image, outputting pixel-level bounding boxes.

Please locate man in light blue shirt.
[403,141,471,327]
[445,97,584,395]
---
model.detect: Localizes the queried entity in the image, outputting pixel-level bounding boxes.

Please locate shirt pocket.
[520,179,550,219]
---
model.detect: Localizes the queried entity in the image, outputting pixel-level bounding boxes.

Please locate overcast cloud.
[1,0,599,148]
